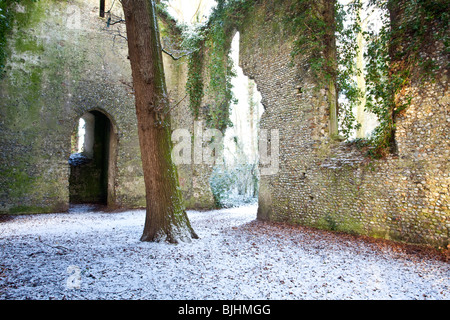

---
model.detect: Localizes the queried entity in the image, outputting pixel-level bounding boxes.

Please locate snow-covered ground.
[0,204,448,300]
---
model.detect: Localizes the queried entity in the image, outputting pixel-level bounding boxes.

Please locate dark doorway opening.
[69,110,117,208]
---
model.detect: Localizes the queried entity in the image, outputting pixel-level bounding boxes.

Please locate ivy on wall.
[363,0,448,157]
[204,4,235,131]
[185,45,204,119]
[183,0,255,132]
[284,0,335,81]
[2,0,440,158]
[335,0,364,140]
[288,0,449,157]
[183,0,342,136]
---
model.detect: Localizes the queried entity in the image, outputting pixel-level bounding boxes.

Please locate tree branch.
[107,17,126,27]
[165,94,188,115]
[162,48,192,60]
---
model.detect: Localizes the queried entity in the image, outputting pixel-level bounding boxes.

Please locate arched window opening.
[70,113,95,165]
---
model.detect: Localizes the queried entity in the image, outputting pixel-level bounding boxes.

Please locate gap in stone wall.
[210,32,263,209]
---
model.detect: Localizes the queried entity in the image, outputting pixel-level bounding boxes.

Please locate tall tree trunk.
[121,0,198,243]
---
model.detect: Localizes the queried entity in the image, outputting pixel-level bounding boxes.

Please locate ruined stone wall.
[0,0,145,213]
[163,53,216,210]
[1,0,447,248]
[0,0,215,214]
[160,19,216,210]
[239,0,449,248]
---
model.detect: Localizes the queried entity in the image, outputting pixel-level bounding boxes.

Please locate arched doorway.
[69,110,117,208]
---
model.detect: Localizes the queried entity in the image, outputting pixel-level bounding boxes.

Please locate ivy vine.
[335,0,448,157]
[364,0,448,157]
[284,0,335,81]
[185,39,204,119]
[204,14,235,131]
[180,0,447,157]
[183,0,255,132]
[335,0,363,140]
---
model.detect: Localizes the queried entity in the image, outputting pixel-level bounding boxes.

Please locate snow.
[0,204,448,300]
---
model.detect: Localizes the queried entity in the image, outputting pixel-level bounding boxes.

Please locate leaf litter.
[0,204,448,300]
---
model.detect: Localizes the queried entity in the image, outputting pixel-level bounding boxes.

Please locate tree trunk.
[121,0,198,243]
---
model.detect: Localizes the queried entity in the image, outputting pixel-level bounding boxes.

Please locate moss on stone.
[9,205,47,214]
[14,35,44,53]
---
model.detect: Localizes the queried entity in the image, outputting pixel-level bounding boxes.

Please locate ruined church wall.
[0,0,145,213]
[239,0,449,247]
[162,52,216,210]
[159,17,216,210]
[0,0,215,214]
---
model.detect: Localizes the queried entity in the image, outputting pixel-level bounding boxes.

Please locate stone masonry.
[0,0,448,249]
[0,0,215,213]
[239,0,449,248]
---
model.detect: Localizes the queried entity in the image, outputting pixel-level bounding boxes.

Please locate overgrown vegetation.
[203,17,236,131]
[210,163,258,208]
[335,0,364,139]
[264,0,448,157]
[336,0,449,157]
[364,0,448,157]
[2,0,447,154]
[158,0,260,207]
[284,0,336,81]
[165,0,448,209]
[180,0,256,131]
[185,41,204,119]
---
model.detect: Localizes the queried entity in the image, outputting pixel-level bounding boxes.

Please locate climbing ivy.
[204,12,235,131]
[363,0,396,157]
[182,0,447,156]
[183,0,255,132]
[334,0,448,157]
[335,0,363,139]
[284,0,333,79]
[363,0,449,157]
[185,38,204,119]
[204,0,259,131]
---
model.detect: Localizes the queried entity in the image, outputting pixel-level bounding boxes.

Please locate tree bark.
[121,0,198,243]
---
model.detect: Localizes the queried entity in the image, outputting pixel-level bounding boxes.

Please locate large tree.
[121,0,198,243]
